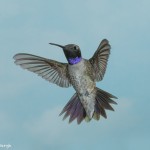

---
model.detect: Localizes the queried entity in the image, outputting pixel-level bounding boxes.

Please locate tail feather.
[60,87,117,124]
[93,103,100,120]
[63,96,78,120]
[96,99,107,118]
[77,105,86,124]
[96,93,114,111]
[93,88,117,119]
[69,97,80,123]
[60,93,86,124]
[59,93,76,116]
[97,88,117,100]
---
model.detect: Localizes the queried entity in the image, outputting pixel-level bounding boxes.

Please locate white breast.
[68,59,96,119]
[68,59,94,95]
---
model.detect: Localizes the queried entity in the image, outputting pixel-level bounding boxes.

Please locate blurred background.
[0,0,150,149]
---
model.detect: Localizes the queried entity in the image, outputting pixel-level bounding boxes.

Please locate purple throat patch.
[68,57,82,65]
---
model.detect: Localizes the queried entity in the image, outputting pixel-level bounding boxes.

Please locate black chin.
[63,50,81,60]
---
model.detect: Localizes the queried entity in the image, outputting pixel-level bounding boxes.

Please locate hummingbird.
[13,39,117,124]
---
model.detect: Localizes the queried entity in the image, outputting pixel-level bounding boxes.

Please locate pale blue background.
[0,0,150,150]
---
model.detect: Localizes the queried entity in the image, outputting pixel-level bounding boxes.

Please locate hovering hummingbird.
[13,39,117,124]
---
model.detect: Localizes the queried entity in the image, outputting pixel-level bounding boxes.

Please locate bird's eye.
[74,46,77,50]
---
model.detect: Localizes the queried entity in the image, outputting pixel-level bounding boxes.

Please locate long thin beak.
[49,43,64,49]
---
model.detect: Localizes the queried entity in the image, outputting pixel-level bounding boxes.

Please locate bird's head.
[49,43,82,65]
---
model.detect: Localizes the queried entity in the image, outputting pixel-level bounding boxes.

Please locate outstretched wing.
[13,53,72,87]
[89,39,111,82]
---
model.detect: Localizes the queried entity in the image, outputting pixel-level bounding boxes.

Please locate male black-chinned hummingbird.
[13,39,117,124]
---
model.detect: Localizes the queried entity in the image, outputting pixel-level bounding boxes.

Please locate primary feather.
[13,53,72,87]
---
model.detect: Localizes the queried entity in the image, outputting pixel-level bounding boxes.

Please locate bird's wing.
[13,53,72,87]
[89,39,111,81]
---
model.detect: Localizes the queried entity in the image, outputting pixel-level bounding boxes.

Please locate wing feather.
[89,39,111,81]
[13,53,72,87]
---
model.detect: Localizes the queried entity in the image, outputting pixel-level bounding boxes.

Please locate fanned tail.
[59,93,86,124]
[60,87,117,124]
[93,87,117,120]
